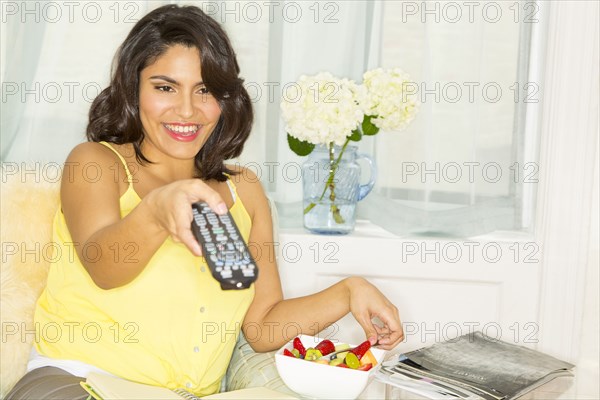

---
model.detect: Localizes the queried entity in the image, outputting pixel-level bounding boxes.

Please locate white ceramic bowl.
[275,334,386,399]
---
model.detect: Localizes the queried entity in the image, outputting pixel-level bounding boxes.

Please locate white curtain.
[358,0,538,236]
[1,1,152,162]
[1,0,536,236]
[1,0,379,184]
[0,0,382,222]
[1,4,47,159]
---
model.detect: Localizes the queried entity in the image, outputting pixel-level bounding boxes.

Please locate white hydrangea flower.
[280,72,364,146]
[362,68,419,132]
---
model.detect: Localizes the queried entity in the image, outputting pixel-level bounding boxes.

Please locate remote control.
[191,202,258,290]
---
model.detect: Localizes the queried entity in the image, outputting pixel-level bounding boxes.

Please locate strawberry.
[357,363,373,371]
[337,363,350,368]
[283,348,295,357]
[350,340,371,360]
[293,337,307,357]
[315,339,335,356]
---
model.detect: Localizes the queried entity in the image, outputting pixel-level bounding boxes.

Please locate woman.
[7,5,403,399]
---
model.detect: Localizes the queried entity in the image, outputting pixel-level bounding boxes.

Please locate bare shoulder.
[60,143,128,249]
[226,164,264,194]
[65,141,119,167]
[62,142,126,192]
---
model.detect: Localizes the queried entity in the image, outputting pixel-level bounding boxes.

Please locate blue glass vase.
[302,144,377,234]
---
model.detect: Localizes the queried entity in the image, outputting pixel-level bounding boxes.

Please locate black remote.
[191,202,258,290]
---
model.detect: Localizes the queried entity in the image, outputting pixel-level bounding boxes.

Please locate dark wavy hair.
[86,5,253,181]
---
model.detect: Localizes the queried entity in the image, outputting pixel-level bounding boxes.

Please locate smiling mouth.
[163,123,200,136]
[162,123,203,142]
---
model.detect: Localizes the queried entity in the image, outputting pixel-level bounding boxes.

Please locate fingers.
[143,179,230,257]
[356,312,379,346]
[348,279,404,349]
[374,323,388,342]
[166,180,227,256]
[187,179,228,215]
[374,308,404,349]
[178,225,203,257]
[169,199,203,256]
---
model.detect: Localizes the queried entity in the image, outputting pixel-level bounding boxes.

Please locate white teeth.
[165,124,199,134]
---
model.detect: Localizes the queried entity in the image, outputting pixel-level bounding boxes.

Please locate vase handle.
[356,152,377,201]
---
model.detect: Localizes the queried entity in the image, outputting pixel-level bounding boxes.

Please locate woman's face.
[138,44,221,162]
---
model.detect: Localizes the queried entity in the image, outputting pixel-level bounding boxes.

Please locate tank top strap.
[224,173,237,203]
[99,141,134,184]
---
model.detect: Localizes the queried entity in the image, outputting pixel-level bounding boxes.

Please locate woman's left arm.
[236,168,403,353]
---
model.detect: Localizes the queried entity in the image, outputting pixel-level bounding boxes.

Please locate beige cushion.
[0,164,61,397]
[225,334,294,395]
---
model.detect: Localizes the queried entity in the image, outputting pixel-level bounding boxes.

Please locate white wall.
[277,2,600,400]
[574,146,600,399]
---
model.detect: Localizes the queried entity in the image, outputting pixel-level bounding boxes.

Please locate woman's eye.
[155,85,173,92]
[198,87,210,95]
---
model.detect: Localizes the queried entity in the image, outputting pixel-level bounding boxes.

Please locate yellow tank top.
[34,142,255,396]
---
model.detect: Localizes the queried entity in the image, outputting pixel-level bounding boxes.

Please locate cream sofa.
[0,164,292,398]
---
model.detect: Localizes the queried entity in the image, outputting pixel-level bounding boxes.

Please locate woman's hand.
[144,179,227,256]
[347,277,404,350]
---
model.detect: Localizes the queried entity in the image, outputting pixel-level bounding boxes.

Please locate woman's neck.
[138,142,198,183]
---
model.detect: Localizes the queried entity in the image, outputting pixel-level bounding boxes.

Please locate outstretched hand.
[347,277,404,350]
[145,179,227,256]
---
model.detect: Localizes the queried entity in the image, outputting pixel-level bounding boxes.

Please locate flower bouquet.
[281,68,419,231]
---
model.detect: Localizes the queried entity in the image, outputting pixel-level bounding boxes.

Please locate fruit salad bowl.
[275,334,386,399]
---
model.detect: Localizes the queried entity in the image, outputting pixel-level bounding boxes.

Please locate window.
[358,0,544,236]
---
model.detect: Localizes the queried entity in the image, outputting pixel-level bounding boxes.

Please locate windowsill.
[279,219,398,239]
[280,219,536,243]
[274,197,532,241]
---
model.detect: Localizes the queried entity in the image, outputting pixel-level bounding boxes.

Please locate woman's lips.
[162,123,201,142]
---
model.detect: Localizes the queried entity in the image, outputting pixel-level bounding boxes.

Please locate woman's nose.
[175,94,194,119]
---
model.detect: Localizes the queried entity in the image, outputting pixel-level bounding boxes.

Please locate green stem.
[303,138,351,224]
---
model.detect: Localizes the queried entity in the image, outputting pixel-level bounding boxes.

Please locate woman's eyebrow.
[148,75,204,86]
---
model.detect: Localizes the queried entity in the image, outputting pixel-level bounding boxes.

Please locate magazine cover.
[376,332,575,400]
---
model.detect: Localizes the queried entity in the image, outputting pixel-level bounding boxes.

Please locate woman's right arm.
[61,143,225,290]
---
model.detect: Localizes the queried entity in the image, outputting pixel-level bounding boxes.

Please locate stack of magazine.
[375,331,574,399]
